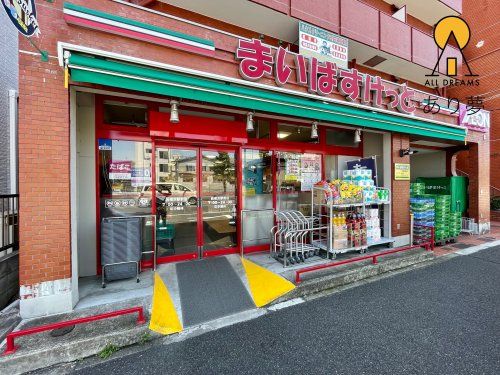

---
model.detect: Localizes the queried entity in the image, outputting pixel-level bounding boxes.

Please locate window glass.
[103,100,147,127]
[326,129,358,147]
[248,119,271,139]
[277,123,317,143]
[98,140,153,259]
[242,149,273,247]
[276,152,322,215]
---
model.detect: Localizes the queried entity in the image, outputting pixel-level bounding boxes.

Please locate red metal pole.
[3,307,146,355]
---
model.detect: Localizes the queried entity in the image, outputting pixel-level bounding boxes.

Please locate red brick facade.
[391,134,411,237]
[447,0,499,211]
[16,0,486,298]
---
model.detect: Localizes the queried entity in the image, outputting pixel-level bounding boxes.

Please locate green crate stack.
[449,211,462,237]
[410,182,425,196]
[433,195,451,241]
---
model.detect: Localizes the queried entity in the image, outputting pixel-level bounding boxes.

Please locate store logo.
[236,39,416,115]
[425,16,479,87]
[1,0,40,36]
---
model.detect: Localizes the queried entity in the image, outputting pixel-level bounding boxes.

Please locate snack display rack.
[311,185,393,259]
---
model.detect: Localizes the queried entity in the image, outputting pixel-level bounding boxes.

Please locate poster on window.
[131,167,151,187]
[300,154,322,191]
[108,161,132,180]
[284,154,300,182]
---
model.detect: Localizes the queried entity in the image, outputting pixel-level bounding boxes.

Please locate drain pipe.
[9,89,18,194]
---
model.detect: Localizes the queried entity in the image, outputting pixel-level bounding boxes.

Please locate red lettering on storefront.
[235,39,416,114]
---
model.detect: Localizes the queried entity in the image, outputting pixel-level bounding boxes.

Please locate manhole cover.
[50,325,75,337]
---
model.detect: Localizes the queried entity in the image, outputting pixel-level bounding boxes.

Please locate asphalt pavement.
[73,247,500,375]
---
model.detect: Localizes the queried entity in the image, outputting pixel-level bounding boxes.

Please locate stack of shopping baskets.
[411,196,435,245]
[270,210,323,267]
[410,182,425,196]
[434,195,451,241]
[449,211,462,237]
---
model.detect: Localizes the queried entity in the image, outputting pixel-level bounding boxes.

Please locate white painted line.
[455,240,500,255]
[268,298,305,311]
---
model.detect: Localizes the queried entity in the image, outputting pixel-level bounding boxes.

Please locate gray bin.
[101,217,142,287]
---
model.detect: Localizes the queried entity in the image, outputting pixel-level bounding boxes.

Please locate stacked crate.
[449,211,462,237]
[433,195,451,241]
[410,196,435,245]
[410,182,425,196]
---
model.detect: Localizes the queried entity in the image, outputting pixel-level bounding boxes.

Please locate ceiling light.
[277,131,291,139]
[354,129,362,143]
[170,100,179,123]
[246,112,254,132]
[311,121,319,139]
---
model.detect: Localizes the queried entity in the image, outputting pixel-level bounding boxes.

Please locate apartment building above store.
[139,0,463,85]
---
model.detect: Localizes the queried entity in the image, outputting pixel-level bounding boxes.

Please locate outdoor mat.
[451,243,471,249]
[176,257,255,327]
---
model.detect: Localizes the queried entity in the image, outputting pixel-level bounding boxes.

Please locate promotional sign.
[394,163,411,180]
[2,0,40,36]
[236,39,416,114]
[299,21,348,69]
[347,157,378,186]
[300,154,322,191]
[108,161,132,180]
[459,104,490,133]
[131,167,151,187]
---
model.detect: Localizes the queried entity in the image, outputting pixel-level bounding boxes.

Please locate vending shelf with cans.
[311,182,393,259]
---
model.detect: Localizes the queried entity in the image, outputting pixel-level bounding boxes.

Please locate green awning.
[68,53,466,141]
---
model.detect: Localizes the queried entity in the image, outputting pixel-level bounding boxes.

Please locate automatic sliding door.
[155,147,199,260]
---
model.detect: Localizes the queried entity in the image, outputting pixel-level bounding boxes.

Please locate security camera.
[399,148,419,157]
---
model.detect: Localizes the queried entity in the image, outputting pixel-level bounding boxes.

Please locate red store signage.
[235,39,416,114]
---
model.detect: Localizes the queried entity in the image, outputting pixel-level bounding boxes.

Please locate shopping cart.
[270,210,324,267]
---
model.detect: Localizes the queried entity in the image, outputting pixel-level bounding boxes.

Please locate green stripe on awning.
[68,53,466,141]
[64,2,214,47]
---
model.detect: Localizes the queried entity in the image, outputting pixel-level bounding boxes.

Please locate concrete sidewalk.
[2,231,499,374]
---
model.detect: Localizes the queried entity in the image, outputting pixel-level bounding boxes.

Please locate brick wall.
[447,0,499,200]
[18,53,70,287]
[391,134,410,236]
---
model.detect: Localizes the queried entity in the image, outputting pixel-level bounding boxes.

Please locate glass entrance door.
[154,147,199,261]
[200,150,237,256]
[154,146,238,262]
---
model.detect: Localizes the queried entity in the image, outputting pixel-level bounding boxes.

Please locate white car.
[141,183,198,205]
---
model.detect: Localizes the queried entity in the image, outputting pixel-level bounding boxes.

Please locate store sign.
[459,104,490,133]
[108,161,132,180]
[394,163,410,180]
[131,167,151,187]
[236,39,416,114]
[299,21,348,69]
[2,0,40,36]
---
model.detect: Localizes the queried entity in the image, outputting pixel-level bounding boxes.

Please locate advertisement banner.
[299,21,348,69]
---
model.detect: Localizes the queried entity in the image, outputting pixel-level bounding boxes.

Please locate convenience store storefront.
[63,44,466,277]
[18,1,480,318]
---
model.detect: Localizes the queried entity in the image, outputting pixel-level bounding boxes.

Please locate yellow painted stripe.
[242,258,296,307]
[149,272,183,335]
